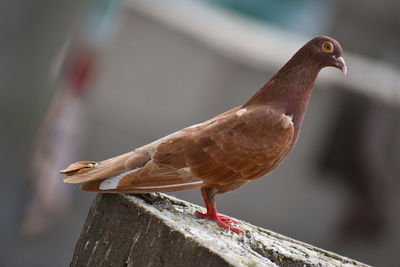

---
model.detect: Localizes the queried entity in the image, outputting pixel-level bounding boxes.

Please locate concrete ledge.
[71,193,369,266]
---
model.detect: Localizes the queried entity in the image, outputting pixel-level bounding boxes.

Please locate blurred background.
[1,0,399,266]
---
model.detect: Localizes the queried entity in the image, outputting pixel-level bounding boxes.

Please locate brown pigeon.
[61,36,346,233]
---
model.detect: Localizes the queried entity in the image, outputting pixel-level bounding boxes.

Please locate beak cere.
[336,56,347,75]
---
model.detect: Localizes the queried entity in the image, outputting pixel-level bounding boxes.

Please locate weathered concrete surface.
[71,193,369,267]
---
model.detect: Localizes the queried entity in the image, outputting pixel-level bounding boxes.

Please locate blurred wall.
[329,0,400,66]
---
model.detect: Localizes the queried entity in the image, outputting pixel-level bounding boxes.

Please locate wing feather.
[153,106,294,187]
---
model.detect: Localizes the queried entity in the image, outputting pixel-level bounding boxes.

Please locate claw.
[217,214,242,225]
[195,210,243,233]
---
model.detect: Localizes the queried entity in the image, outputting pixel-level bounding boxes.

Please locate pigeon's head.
[306,36,347,75]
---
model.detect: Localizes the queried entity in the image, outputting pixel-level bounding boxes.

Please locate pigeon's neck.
[244,55,321,129]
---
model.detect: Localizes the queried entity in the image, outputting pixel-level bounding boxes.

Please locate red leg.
[195,187,243,233]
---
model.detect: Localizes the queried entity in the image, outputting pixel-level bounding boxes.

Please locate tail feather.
[61,150,151,184]
[60,130,204,192]
[60,161,97,176]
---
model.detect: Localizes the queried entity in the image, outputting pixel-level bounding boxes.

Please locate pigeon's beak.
[335,56,347,75]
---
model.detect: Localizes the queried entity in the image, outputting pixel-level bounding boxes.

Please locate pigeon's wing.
[154,106,295,187]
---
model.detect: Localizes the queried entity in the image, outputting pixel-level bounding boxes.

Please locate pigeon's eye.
[322,42,334,53]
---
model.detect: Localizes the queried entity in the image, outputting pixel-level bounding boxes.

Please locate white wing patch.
[280,113,294,129]
[99,168,141,190]
[236,108,247,116]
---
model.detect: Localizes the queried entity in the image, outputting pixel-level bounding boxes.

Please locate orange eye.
[322,42,334,53]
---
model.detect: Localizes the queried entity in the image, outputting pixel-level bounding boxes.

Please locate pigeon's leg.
[195,187,243,233]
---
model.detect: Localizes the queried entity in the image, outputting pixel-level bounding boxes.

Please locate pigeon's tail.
[61,149,152,184]
[60,132,205,193]
[61,147,204,194]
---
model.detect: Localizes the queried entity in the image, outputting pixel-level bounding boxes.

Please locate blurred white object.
[21,86,86,236]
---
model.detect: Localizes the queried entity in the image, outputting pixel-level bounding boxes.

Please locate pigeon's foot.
[195,210,243,234]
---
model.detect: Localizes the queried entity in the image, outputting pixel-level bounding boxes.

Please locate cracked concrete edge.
[71,193,370,267]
